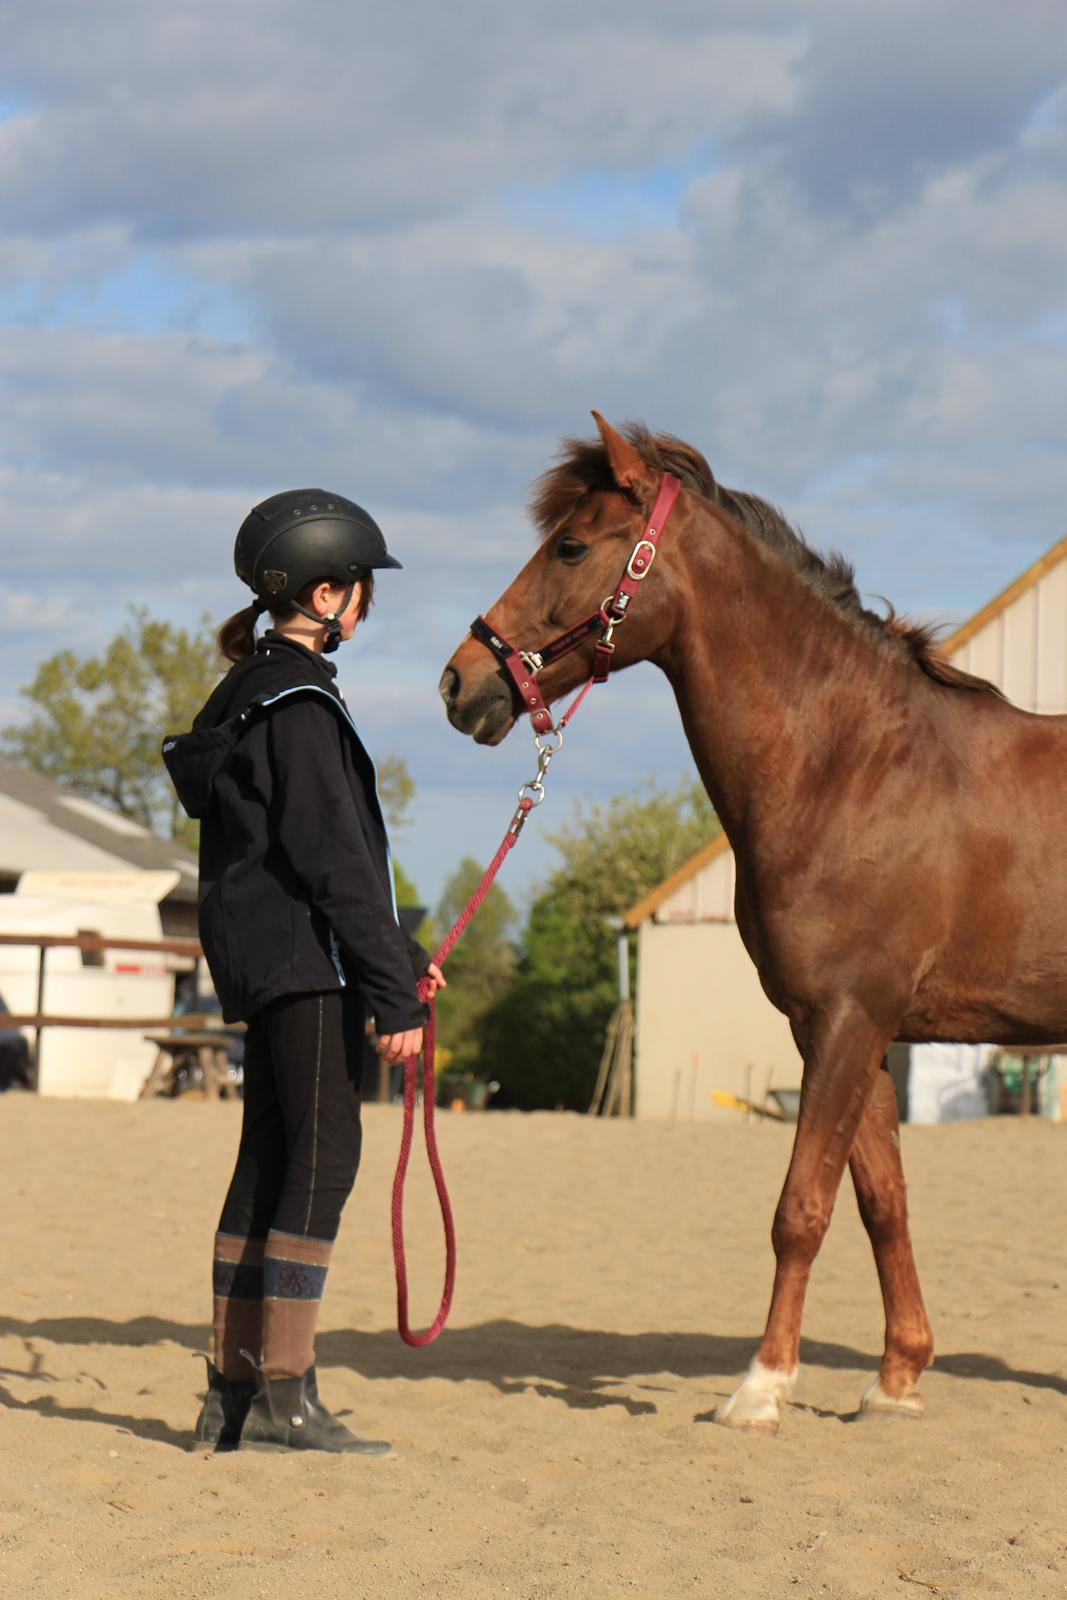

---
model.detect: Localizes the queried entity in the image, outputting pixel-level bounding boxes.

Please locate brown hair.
[217,571,376,663]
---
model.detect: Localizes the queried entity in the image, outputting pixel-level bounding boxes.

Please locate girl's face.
[274,577,368,653]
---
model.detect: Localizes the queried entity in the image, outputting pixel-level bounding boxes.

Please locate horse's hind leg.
[848,1063,933,1418]
[715,1004,887,1434]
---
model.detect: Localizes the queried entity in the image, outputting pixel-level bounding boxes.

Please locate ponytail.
[217,601,265,663]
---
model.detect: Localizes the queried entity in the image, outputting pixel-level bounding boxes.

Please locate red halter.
[469,473,681,735]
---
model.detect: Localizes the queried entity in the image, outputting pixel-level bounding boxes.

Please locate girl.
[163,488,444,1454]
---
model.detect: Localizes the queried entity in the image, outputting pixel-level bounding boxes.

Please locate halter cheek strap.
[470,472,680,735]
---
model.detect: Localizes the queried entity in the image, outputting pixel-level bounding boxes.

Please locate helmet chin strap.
[289,581,355,653]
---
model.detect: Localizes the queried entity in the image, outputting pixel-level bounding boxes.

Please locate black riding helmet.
[235,488,402,652]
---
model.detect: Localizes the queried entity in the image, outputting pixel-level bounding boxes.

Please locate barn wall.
[950,557,1067,713]
[633,920,799,1121]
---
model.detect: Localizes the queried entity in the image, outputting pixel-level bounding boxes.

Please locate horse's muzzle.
[438,662,515,745]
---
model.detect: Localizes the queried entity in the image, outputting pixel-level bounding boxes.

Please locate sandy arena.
[1,1098,1065,1599]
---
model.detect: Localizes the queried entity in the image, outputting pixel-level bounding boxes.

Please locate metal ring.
[517,780,546,806]
[534,726,564,756]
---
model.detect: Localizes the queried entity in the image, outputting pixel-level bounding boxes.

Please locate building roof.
[624,526,1067,928]
[939,530,1067,657]
[623,832,730,930]
[0,756,197,902]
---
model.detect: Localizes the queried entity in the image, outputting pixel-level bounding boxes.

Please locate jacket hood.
[162,722,247,820]
[162,636,350,822]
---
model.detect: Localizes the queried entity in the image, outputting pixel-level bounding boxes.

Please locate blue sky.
[2,2,1067,914]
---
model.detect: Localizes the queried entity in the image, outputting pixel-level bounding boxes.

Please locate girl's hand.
[377,1027,424,1064]
[423,962,447,998]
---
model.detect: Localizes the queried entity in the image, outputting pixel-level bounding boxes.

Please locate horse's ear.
[591,411,657,503]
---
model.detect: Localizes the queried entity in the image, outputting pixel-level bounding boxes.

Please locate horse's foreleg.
[714,1005,887,1434]
[849,1064,933,1418]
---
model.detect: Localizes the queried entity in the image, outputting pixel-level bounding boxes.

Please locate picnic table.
[140,1030,242,1100]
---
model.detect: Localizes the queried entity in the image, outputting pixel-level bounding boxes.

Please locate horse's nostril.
[439,666,460,706]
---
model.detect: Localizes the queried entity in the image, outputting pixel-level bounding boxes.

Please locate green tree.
[2,607,220,849]
[392,857,434,951]
[4,609,422,858]
[383,762,427,942]
[433,857,517,1077]
[378,756,415,834]
[481,777,718,1109]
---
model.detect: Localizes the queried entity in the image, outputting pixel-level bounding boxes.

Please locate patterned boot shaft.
[212,1232,265,1379]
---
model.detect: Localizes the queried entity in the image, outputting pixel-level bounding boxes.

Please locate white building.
[626,530,1067,1121]
[0,758,200,1099]
[0,756,197,937]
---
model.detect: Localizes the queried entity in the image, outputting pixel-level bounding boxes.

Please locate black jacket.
[162,632,429,1029]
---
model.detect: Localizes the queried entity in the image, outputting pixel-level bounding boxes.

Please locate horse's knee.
[772,1192,831,1265]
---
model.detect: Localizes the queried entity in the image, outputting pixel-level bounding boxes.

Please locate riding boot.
[190,1359,257,1452]
[239,1365,391,1455]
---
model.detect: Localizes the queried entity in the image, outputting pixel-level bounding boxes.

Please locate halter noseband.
[469,472,681,735]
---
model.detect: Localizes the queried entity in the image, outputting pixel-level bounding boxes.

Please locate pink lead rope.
[390,471,682,1346]
[390,797,532,1347]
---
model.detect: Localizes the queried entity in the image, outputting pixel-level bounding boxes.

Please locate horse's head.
[440,413,694,745]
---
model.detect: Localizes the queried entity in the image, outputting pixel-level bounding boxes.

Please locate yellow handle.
[711,1089,748,1110]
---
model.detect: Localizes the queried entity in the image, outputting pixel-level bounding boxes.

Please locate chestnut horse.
[439,413,1067,1433]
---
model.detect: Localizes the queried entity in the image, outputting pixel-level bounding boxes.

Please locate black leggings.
[218,988,365,1242]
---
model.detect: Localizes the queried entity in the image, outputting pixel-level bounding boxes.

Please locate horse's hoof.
[713,1405,780,1436]
[859,1380,925,1419]
[713,1360,796,1434]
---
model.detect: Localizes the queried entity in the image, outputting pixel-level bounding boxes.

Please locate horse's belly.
[902,961,1067,1046]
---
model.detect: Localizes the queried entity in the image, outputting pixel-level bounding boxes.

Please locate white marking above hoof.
[859,1379,925,1419]
[714,1358,797,1434]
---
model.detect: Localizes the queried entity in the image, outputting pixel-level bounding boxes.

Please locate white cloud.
[1,7,805,239]
[3,2,1067,907]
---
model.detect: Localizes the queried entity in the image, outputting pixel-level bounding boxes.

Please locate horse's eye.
[555,535,589,565]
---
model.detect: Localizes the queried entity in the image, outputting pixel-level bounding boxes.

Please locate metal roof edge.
[941,528,1067,658]
[623,829,730,930]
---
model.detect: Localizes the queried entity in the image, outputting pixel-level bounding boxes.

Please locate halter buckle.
[626,540,657,580]
[519,649,544,675]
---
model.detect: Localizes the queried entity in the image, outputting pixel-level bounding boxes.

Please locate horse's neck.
[660,523,909,846]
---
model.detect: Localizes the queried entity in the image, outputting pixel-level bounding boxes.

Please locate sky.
[2,1,1067,915]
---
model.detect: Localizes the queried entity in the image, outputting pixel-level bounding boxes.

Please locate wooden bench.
[140,1030,242,1100]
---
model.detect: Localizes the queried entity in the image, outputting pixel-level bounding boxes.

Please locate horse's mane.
[531,423,1002,699]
